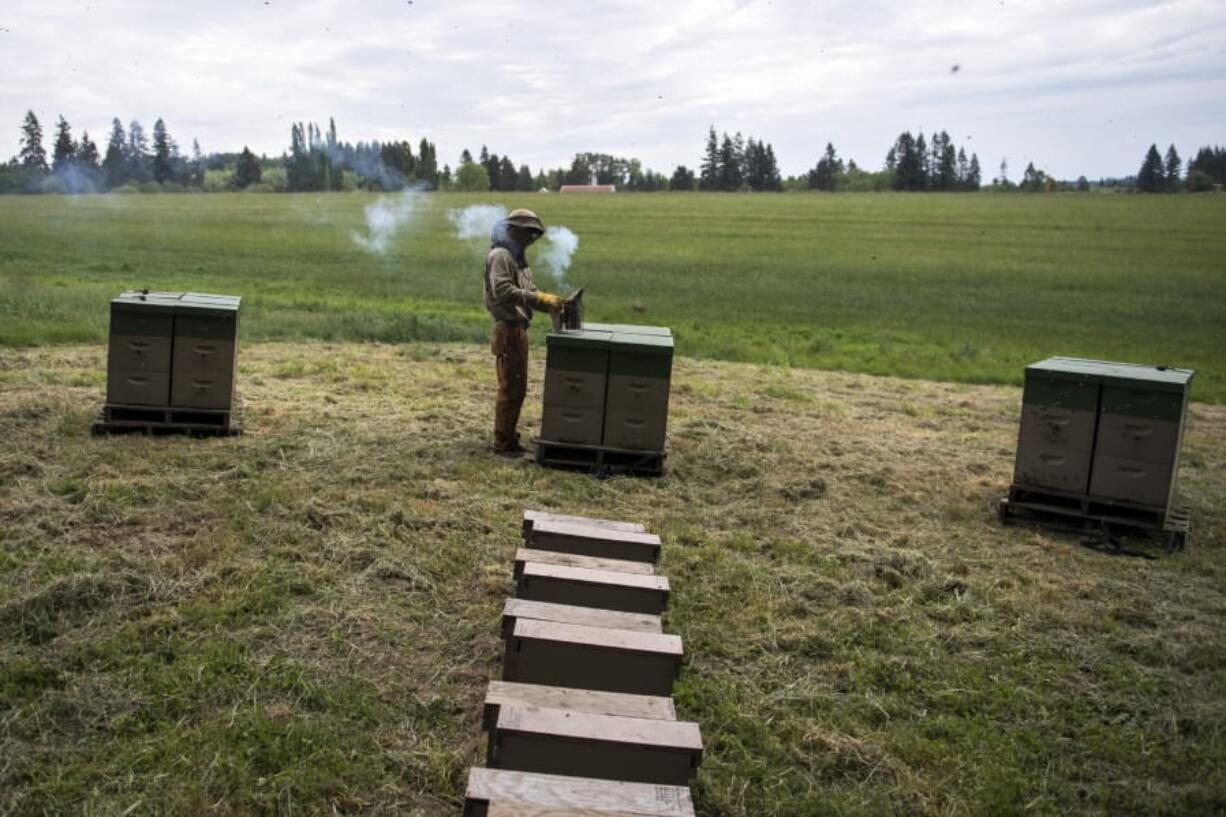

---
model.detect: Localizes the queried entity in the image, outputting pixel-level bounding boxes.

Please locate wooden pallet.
[532,438,665,477]
[91,403,241,437]
[997,482,1190,550]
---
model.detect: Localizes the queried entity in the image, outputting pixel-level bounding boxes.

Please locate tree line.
[4,109,1224,195]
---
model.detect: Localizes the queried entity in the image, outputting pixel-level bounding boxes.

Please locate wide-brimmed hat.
[505,208,545,235]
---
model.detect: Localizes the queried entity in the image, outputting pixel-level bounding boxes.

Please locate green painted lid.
[583,322,672,336]
[111,291,182,315]
[547,329,614,348]
[610,333,674,354]
[1027,357,1193,392]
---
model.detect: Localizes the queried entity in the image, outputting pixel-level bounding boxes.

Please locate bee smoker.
[552,288,584,331]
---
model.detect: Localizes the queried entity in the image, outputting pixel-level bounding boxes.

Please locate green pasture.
[1,191,1224,399]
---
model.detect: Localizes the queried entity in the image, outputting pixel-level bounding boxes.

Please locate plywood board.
[483,681,676,730]
[464,768,694,817]
[514,548,656,578]
[528,520,661,564]
[502,599,663,638]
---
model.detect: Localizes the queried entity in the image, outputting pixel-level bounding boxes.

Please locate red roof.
[559,184,616,193]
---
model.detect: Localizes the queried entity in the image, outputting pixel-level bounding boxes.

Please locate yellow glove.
[534,292,564,312]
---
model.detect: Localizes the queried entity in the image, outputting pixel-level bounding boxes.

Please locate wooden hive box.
[463,767,695,817]
[503,619,682,696]
[501,599,663,639]
[526,519,661,564]
[482,681,676,730]
[514,548,656,579]
[517,563,669,615]
[489,705,702,786]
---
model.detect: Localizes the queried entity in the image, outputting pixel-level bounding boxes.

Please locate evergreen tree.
[699,126,719,190]
[152,118,174,183]
[1136,143,1165,193]
[441,164,453,189]
[52,115,76,173]
[18,110,48,171]
[966,153,981,190]
[997,157,1009,187]
[125,120,151,183]
[499,156,517,190]
[670,165,696,191]
[417,138,438,188]
[1021,161,1048,192]
[1076,175,1090,192]
[935,131,957,191]
[515,164,534,191]
[1164,144,1182,192]
[763,144,782,191]
[914,132,929,190]
[103,118,127,187]
[717,133,742,190]
[190,139,204,186]
[77,131,100,170]
[234,147,262,189]
[732,132,746,182]
[891,132,922,191]
[460,148,473,165]
[807,142,843,191]
[1186,145,1226,190]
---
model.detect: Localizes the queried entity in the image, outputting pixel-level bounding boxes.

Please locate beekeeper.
[484,208,564,456]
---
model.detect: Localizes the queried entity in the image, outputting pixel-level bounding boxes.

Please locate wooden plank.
[527,520,661,564]
[514,548,655,578]
[464,768,694,817]
[502,599,663,638]
[488,802,645,817]
[523,510,647,535]
[483,681,676,730]
[504,619,682,696]
[518,563,669,615]
[490,706,702,786]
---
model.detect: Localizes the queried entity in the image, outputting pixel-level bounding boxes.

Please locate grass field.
[1,191,1224,400]
[1,342,1224,816]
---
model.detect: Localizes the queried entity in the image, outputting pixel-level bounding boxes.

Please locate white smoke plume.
[449,205,581,288]
[448,204,508,241]
[538,226,580,288]
[352,186,427,254]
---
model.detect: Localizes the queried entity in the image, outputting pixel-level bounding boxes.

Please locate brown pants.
[492,322,529,450]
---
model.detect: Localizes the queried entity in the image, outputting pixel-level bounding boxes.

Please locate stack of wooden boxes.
[1003,356,1194,546]
[463,510,701,817]
[97,290,241,434]
[538,324,674,474]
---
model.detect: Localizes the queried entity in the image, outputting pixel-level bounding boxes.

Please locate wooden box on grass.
[488,705,702,786]
[517,562,669,615]
[503,619,681,696]
[526,519,661,564]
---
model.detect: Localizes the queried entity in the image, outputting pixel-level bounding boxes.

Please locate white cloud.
[0,0,1222,178]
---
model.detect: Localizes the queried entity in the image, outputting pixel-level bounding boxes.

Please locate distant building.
[559,184,616,193]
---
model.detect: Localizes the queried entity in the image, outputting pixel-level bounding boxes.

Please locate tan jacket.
[484,246,539,325]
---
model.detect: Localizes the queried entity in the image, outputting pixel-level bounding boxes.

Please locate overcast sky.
[1,0,1223,180]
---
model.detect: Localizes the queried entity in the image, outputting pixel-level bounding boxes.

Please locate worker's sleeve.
[488,252,537,310]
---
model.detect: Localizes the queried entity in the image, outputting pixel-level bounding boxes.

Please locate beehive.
[1014,357,1193,510]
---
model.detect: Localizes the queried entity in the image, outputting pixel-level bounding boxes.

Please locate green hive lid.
[610,333,674,354]
[547,329,613,348]
[111,291,183,314]
[583,322,672,336]
[180,292,242,315]
[1028,356,1192,391]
